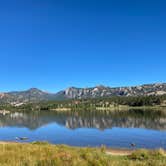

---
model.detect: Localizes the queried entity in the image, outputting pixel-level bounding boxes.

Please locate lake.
[0,109,166,149]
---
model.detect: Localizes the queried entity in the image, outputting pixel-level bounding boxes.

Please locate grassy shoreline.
[1,103,166,113]
[0,142,165,166]
[49,105,166,112]
[95,105,166,111]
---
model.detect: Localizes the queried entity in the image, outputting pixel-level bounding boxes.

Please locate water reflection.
[0,109,166,131]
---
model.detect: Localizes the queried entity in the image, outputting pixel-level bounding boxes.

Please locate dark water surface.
[0,109,166,149]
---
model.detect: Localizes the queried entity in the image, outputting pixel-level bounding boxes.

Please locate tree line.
[0,94,166,111]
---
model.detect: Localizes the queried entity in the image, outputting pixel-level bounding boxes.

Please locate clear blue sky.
[0,0,165,92]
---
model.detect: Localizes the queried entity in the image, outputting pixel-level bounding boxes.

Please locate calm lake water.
[0,109,166,149]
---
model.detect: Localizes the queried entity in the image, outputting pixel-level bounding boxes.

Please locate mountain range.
[0,83,166,104]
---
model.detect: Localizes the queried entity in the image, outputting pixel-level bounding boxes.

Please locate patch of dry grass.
[0,142,165,166]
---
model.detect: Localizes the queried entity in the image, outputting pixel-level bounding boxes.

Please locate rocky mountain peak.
[27,88,47,94]
[0,83,166,103]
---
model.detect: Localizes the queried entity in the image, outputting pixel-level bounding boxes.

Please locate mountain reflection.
[0,109,166,130]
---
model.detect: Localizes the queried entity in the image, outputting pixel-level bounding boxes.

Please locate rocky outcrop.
[0,83,166,103]
[62,83,166,99]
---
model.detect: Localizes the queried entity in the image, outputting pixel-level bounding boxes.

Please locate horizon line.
[0,82,165,94]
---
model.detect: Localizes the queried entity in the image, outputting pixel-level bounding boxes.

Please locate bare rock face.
[65,87,79,98]
[0,83,166,103]
[0,93,7,99]
[62,83,166,99]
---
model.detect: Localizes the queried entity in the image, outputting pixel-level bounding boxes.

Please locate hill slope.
[0,83,166,104]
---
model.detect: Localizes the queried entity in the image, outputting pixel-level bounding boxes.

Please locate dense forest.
[1,94,166,111]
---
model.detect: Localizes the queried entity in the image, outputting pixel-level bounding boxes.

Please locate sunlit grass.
[0,142,165,166]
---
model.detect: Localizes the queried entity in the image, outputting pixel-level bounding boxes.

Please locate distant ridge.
[0,83,166,104]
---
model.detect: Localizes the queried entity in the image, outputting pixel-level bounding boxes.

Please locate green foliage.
[128,149,165,161]
[0,143,165,166]
[31,141,50,145]
[1,94,166,111]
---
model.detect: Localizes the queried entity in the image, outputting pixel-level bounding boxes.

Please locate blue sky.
[0,0,165,92]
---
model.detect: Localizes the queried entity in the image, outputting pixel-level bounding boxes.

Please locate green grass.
[95,105,166,112]
[0,142,165,166]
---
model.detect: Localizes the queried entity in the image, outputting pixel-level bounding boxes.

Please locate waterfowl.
[130,143,136,147]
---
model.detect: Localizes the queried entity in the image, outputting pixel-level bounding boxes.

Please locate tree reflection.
[0,109,166,130]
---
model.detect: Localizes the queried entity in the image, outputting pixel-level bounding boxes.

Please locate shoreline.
[0,141,163,156]
[1,105,166,113]
[0,141,165,165]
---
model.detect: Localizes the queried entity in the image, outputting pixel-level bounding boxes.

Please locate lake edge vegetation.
[1,94,166,112]
[0,142,165,166]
